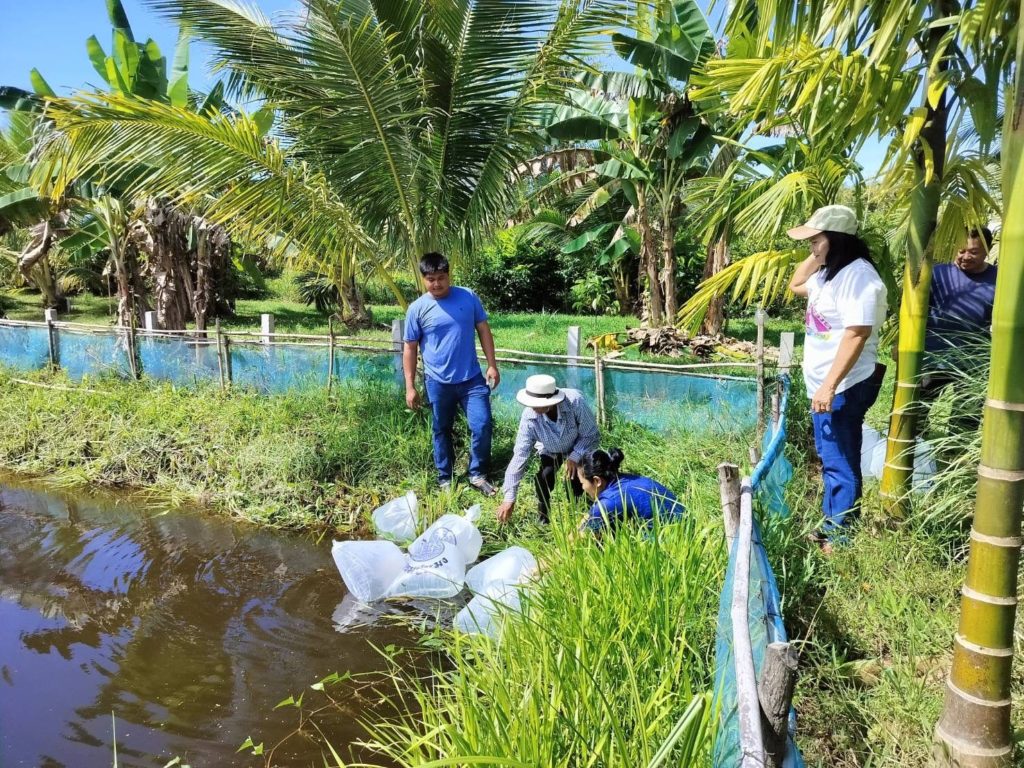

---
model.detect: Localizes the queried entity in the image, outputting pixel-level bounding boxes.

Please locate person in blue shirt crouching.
[575,448,685,534]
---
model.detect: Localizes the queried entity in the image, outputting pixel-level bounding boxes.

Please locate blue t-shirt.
[583,474,685,532]
[925,263,997,356]
[404,286,488,384]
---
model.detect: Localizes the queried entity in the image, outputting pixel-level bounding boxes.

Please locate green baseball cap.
[787,205,859,239]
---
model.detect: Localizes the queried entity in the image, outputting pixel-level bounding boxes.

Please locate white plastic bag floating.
[861,425,937,489]
[385,526,467,599]
[372,491,418,543]
[454,582,523,638]
[331,593,396,631]
[465,546,538,595]
[332,540,407,602]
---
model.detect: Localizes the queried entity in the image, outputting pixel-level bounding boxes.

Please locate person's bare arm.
[403,341,421,409]
[789,253,826,297]
[811,326,871,412]
[476,320,500,388]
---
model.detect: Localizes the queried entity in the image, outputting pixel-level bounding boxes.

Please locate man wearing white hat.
[496,374,601,524]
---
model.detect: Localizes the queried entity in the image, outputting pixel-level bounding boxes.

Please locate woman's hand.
[811,383,836,413]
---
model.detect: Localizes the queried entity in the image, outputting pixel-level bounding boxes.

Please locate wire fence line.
[0,317,776,437]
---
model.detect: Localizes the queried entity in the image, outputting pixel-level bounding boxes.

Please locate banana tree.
[526,0,715,326]
[34,0,628,321]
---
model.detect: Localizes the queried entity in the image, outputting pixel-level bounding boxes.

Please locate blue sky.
[0,0,886,175]
[0,0,299,96]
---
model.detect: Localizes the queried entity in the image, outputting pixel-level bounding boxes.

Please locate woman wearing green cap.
[788,205,888,550]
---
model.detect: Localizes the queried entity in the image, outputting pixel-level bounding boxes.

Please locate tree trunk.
[192,218,231,331]
[880,20,949,517]
[636,188,663,326]
[661,204,678,321]
[18,215,68,312]
[701,223,731,336]
[141,200,192,331]
[934,29,1024,768]
[336,274,373,330]
[112,236,148,329]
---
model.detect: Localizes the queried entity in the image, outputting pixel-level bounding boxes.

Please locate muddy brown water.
[0,477,439,768]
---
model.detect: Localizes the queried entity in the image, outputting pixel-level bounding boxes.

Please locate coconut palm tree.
[34,0,627,322]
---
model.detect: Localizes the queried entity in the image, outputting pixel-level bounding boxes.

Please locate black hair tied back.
[581,447,625,483]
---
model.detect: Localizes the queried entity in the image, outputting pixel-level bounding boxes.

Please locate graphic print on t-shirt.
[806,302,832,338]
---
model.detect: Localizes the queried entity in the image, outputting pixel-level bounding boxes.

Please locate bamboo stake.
[755,308,766,441]
[593,346,607,426]
[126,316,139,380]
[45,316,58,370]
[718,462,741,543]
[327,316,336,395]
[215,318,226,390]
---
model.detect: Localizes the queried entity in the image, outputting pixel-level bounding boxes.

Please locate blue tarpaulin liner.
[713,375,803,767]
[0,322,756,436]
[0,324,50,371]
[57,328,134,381]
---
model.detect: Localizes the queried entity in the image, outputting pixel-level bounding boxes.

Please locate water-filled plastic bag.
[861,425,937,489]
[331,540,407,602]
[385,526,467,599]
[413,504,483,564]
[372,491,418,542]
[465,546,538,595]
[454,583,522,638]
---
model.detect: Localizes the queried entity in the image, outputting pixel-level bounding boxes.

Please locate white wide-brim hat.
[787,204,859,240]
[516,374,566,408]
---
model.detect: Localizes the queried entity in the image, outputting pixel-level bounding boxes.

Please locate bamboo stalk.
[126,317,139,380]
[935,34,1024,766]
[45,317,58,369]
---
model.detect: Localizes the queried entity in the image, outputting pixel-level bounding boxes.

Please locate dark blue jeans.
[424,373,493,482]
[811,374,882,538]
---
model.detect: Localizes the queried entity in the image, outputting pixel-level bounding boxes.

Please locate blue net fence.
[0,320,758,437]
[713,374,803,767]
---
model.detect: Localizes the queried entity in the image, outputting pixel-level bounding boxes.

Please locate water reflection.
[0,480,414,767]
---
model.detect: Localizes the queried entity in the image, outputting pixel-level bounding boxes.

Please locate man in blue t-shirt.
[403,252,500,495]
[921,227,998,433]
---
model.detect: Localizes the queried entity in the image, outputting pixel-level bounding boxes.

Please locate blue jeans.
[424,373,492,482]
[812,374,882,538]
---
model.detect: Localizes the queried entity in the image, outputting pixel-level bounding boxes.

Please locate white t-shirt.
[802,260,887,395]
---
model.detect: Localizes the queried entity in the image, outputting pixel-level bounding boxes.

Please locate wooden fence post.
[44,308,58,369]
[126,316,139,380]
[758,641,799,768]
[261,313,274,344]
[327,315,336,395]
[755,307,766,441]
[778,331,795,376]
[733,481,767,767]
[718,462,741,542]
[593,346,606,426]
[392,318,404,373]
[567,325,580,366]
[215,318,226,389]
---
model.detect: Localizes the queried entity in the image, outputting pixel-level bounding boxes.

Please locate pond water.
[0,478,421,768]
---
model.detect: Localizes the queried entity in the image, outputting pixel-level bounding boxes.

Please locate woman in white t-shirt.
[788,205,887,550]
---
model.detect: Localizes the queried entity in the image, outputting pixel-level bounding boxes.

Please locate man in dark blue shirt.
[403,252,500,495]
[921,227,998,433]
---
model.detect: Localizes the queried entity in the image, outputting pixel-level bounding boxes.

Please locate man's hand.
[563,458,579,480]
[496,500,515,524]
[811,383,836,413]
[406,386,422,410]
[485,365,500,390]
